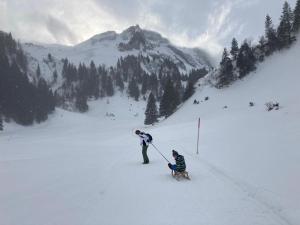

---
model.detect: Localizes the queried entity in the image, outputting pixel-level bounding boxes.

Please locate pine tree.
[0,32,55,126]
[53,70,58,83]
[182,81,195,101]
[144,93,158,125]
[62,59,69,79]
[115,71,124,91]
[48,53,52,61]
[78,63,87,81]
[75,87,88,113]
[265,14,278,54]
[141,74,148,96]
[237,42,256,78]
[230,38,239,60]
[88,61,100,98]
[36,64,41,78]
[293,0,300,33]
[253,36,267,62]
[128,79,140,101]
[277,1,294,49]
[171,80,180,112]
[106,76,114,96]
[8,61,35,125]
[35,78,53,123]
[100,73,107,97]
[217,48,234,87]
[159,79,180,118]
[0,114,3,131]
[148,74,158,98]
[16,48,27,71]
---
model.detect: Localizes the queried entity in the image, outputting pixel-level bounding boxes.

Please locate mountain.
[12,26,214,113]
[1,29,212,123]
[22,25,213,80]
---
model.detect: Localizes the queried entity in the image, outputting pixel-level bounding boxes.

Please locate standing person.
[135,130,152,164]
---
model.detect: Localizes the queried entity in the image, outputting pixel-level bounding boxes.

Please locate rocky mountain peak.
[118,25,148,51]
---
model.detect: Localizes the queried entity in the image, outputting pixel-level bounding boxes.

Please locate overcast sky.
[0,0,297,57]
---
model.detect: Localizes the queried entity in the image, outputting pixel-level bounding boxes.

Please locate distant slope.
[170,39,300,123]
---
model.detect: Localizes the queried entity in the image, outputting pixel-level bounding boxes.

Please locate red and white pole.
[197,118,200,154]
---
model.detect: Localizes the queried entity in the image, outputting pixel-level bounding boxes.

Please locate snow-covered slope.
[1,41,300,225]
[24,43,64,86]
[22,25,213,74]
[161,40,300,224]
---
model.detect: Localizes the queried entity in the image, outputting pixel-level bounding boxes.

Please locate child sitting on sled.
[168,150,190,180]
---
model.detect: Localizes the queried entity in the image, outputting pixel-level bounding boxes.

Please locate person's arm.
[140,134,148,145]
[138,134,146,145]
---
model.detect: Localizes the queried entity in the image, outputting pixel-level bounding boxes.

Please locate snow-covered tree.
[217,48,234,87]
[277,1,294,49]
[115,71,124,91]
[106,76,114,97]
[141,74,148,96]
[265,14,278,55]
[128,79,140,101]
[237,42,256,78]
[256,36,267,61]
[159,78,180,118]
[183,81,195,101]
[36,64,41,78]
[293,0,300,33]
[230,38,239,60]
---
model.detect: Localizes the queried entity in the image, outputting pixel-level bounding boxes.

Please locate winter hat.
[135,130,141,135]
[172,150,178,156]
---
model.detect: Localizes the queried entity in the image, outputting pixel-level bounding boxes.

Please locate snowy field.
[1,42,300,225]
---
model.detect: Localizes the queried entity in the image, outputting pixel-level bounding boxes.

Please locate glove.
[168,163,172,170]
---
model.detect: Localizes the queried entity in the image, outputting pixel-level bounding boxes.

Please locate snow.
[1,41,300,225]
[21,26,213,89]
[22,26,212,74]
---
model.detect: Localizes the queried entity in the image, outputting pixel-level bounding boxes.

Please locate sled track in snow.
[180,148,293,225]
[197,158,293,225]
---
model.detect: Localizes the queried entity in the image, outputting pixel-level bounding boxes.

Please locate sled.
[172,170,191,181]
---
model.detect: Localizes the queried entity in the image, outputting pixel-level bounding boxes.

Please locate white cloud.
[160,1,236,58]
[0,0,297,60]
[0,0,8,30]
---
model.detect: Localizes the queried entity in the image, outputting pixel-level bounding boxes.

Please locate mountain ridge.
[22,25,214,73]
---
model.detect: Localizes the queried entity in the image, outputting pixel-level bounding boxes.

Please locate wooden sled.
[172,170,191,181]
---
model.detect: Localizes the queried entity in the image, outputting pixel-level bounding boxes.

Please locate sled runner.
[172,170,191,180]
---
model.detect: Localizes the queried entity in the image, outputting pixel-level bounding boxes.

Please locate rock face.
[118,25,148,51]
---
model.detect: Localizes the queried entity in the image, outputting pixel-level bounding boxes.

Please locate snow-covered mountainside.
[1,36,299,225]
[22,25,213,77]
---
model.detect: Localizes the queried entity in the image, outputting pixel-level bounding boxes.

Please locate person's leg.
[171,165,179,177]
[142,145,149,163]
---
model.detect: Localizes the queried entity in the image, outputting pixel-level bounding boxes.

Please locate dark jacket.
[175,154,186,172]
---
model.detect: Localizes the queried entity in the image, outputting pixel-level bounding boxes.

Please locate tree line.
[0,32,55,129]
[216,0,300,88]
[55,55,208,124]
[0,31,208,130]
